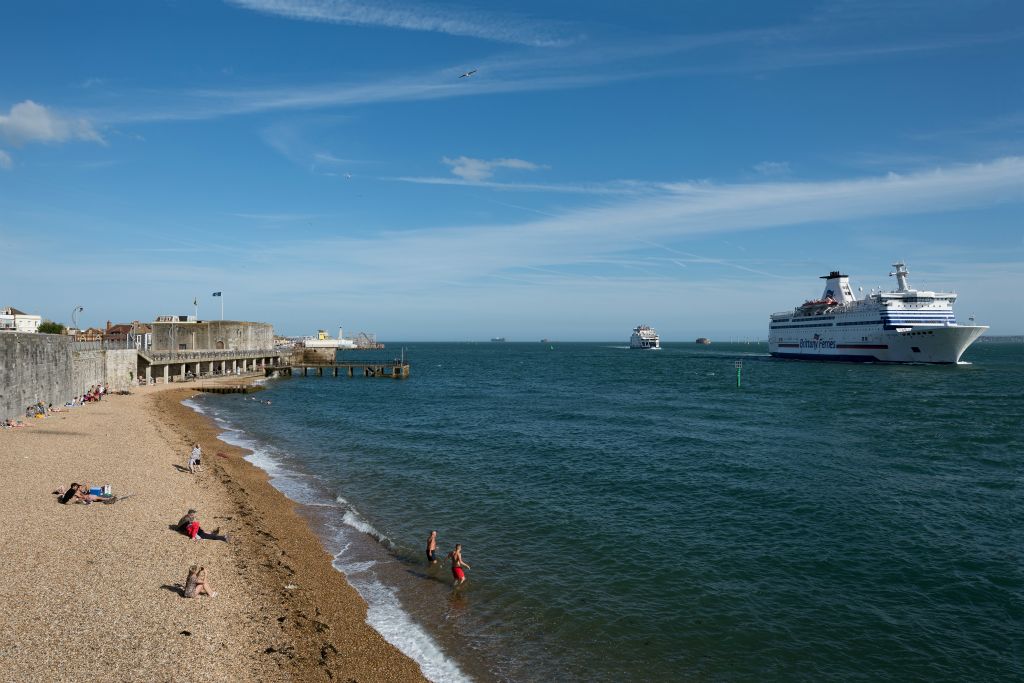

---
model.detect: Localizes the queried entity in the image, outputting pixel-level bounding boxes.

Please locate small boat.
[490,337,507,343]
[695,337,711,345]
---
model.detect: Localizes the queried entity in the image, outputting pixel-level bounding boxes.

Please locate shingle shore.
[0,380,427,682]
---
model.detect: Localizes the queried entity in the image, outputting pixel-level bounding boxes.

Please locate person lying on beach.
[446,544,471,587]
[184,565,217,598]
[175,509,229,542]
[5,418,30,428]
[57,483,117,505]
[188,444,202,474]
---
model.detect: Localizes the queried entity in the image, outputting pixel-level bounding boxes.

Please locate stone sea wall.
[0,333,137,419]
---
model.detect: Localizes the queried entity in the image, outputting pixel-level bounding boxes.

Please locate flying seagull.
[459,68,477,79]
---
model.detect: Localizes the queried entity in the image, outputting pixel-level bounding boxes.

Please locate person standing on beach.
[426,530,438,564]
[446,544,471,587]
[188,443,202,474]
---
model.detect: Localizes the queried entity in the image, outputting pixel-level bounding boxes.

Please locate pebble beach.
[0,380,426,683]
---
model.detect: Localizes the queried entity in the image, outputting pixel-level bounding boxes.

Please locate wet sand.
[0,380,427,682]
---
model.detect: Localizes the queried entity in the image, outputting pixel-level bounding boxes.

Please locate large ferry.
[769,262,986,363]
[630,325,661,350]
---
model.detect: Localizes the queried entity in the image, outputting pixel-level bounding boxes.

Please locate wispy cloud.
[259,121,364,174]
[753,161,791,177]
[229,212,320,221]
[388,175,656,195]
[81,14,1024,128]
[225,0,575,47]
[259,157,1024,291]
[441,155,545,182]
[0,149,12,170]
[0,100,103,146]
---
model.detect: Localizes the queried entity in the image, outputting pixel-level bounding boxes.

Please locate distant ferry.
[491,337,507,343]
[768,262,987,363]
[303,328,356,350]
[695,338,711,345]
[630,325,661,350]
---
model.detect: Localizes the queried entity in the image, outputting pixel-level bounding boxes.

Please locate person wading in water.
[446,543,471,587]
[426,530,438,564]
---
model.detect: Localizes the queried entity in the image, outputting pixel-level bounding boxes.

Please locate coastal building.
[74,327,105,342]
[150,318,273,352]
[138,317,282,384]
[104,321,153,350]
[0,306,42,333]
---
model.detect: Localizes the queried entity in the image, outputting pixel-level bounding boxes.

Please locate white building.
[0,306,42,333]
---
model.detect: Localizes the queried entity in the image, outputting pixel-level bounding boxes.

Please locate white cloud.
[391,175,653,195]
[0,100,103,145]
[225,0,572,47]
[10,158,1024,336]
[0,149,11,169]
[441,155,545,182]
[232,157,1024,291]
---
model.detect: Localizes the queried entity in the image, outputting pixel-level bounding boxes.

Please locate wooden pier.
[266,360,410,379]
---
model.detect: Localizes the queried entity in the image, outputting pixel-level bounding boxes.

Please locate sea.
[185,342,1023,682]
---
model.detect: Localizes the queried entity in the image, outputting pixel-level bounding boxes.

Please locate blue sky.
[1,0,1022,339]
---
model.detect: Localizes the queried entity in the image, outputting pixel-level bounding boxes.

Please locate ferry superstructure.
[303,328,357,350]
[630,325,661,350]
[768,262,987,363]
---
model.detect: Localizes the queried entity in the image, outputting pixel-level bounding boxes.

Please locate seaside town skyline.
[3,1,1024,339]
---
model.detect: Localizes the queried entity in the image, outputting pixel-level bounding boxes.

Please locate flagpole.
[221,292,224,320]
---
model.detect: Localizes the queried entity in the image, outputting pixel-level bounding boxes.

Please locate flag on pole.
[193,297,197,306]
[212,292,222,297]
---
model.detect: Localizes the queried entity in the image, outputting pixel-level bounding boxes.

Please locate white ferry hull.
[770,325,987,364]
[304,339,357,349]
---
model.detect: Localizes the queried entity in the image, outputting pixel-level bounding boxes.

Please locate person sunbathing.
[183,565,217,598]
[5,418,29,428]
[58,483,116,505]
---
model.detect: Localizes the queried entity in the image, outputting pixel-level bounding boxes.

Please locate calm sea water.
[192,342,1023,682]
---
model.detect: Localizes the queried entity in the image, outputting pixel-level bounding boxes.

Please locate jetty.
[267,359,410,379]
